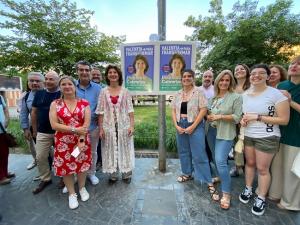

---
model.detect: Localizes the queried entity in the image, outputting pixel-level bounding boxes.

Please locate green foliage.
[7,119,27,151]
[185,0,300,74]
[0,0,123,75]
[134,105,177,152]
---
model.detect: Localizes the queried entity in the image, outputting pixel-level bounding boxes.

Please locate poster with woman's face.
[159,44,193,91]
[124,45,154,92]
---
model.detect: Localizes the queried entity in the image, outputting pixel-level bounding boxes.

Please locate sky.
[74,0,300,43]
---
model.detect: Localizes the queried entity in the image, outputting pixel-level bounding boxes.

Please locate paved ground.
[0,154,299,225]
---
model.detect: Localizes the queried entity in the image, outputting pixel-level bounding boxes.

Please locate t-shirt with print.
[243,86,287,138]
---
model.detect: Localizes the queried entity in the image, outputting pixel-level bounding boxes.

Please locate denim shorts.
[244,136,280,153]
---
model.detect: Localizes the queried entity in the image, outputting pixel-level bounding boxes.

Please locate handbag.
[291,152,300,178]
[0,122,18,148]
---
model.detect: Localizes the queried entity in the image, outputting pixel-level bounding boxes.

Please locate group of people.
[0,61,135,210]
[0,56,299,215]
[172,56,300,216]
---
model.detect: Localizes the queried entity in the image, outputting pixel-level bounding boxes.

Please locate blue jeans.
[206,126,233,193]
[176,118,212,184]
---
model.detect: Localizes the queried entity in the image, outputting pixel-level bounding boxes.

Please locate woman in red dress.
[49,76,91,209]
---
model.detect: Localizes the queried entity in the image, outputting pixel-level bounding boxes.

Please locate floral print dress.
[53,98,91,176]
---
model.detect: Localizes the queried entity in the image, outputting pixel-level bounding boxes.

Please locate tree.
[0,0,123,75]
[185,0,300,73]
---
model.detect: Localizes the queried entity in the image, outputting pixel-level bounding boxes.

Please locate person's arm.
[185,107,207,134]
[172,107,185,134]
[99,114,104,139]
[49,101,87,135]
[3,103,9,128]
[243,100,290,125]
[290,101,300,113]
[128,112,134,136]
[31,107,38,138]
[20,94,31,140]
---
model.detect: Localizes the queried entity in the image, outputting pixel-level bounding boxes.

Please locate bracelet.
[71,126,76,133]
[257,115,262,122]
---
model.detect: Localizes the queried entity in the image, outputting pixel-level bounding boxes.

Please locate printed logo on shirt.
[266,105,275,133]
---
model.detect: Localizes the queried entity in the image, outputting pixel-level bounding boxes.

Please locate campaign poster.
[124,45,155,92]
[159,44,193,91]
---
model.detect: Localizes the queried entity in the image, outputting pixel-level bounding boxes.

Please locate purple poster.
[124,45,154,92]
[159,44,193,91]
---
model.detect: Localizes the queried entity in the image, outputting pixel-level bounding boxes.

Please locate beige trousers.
[36,133,54,182]
[269,143,300,211]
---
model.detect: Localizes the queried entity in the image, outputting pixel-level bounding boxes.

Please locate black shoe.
[252,197,266,216]
[239,187,253,204]
[32,180,52,194]
[123,177,131,184]
[108,178,117,184]
[0,213,2,222]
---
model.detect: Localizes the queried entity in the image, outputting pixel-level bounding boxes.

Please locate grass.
[8,105,178,153]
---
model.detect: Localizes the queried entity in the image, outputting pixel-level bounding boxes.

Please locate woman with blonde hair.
[206,70,243,209]
[49,76,91,209]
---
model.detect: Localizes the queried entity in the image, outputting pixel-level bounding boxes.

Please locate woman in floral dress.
[49,76,91,209]
[96,65,135,184]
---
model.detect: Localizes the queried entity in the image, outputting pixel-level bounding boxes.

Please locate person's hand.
[99,128,105,140]
[76,126,88,135]
[240,118,248,127]
[128,127,134,137]
[24,129,32,140]
[185,125,196,135]
[242,113,258,123]
[32,130,37,139]
[176,125,185,134]
[207,114,220,122]
[280,90,291,103]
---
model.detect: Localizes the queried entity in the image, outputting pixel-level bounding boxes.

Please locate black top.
[180,101,188,114]
[32,90,61,134]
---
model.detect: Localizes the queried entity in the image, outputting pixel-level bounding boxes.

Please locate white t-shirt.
[243,86,287,138]
[198,85,214,100]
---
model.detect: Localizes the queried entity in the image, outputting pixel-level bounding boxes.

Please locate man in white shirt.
[198,70,214,99]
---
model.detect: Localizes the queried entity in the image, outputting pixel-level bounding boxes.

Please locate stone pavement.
[0,154,299,225]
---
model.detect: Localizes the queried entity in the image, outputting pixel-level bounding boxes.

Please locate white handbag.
[291,152,300,178]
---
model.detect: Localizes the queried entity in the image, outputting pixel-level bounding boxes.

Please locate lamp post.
[157,0,166,172]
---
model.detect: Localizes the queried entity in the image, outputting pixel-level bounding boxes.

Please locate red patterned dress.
[53,98,91,176]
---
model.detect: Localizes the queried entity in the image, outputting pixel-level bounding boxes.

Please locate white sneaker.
[62,186,68,194]
[68,193,79,209]
[79,187,90,202]
[88,175,99,185]
[27,161,37,170]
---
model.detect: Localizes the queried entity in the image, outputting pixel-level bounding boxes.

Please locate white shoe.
[27,161,37,170]
[68,193,79,209]
[62,186,68,194]
[79,187,90,202]
[88,175,99,185]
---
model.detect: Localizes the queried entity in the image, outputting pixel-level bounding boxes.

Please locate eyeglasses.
[28,79,42,83]
[78,68,90,72]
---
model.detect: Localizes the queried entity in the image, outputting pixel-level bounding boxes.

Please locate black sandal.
[208,184,220,202]
[177,175,193,183]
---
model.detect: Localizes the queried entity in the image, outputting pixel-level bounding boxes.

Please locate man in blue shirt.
[20,72,44,171]
[31,71,60,194]
[76,61,102,185]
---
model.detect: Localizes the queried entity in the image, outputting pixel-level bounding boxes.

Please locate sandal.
[220,194,231,210]
[208,184,220,202]
[177,175,193,183]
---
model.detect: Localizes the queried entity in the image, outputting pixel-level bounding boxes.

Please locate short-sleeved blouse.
[171,87,207,123]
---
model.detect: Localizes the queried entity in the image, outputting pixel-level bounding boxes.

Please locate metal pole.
[158,0,166,172]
